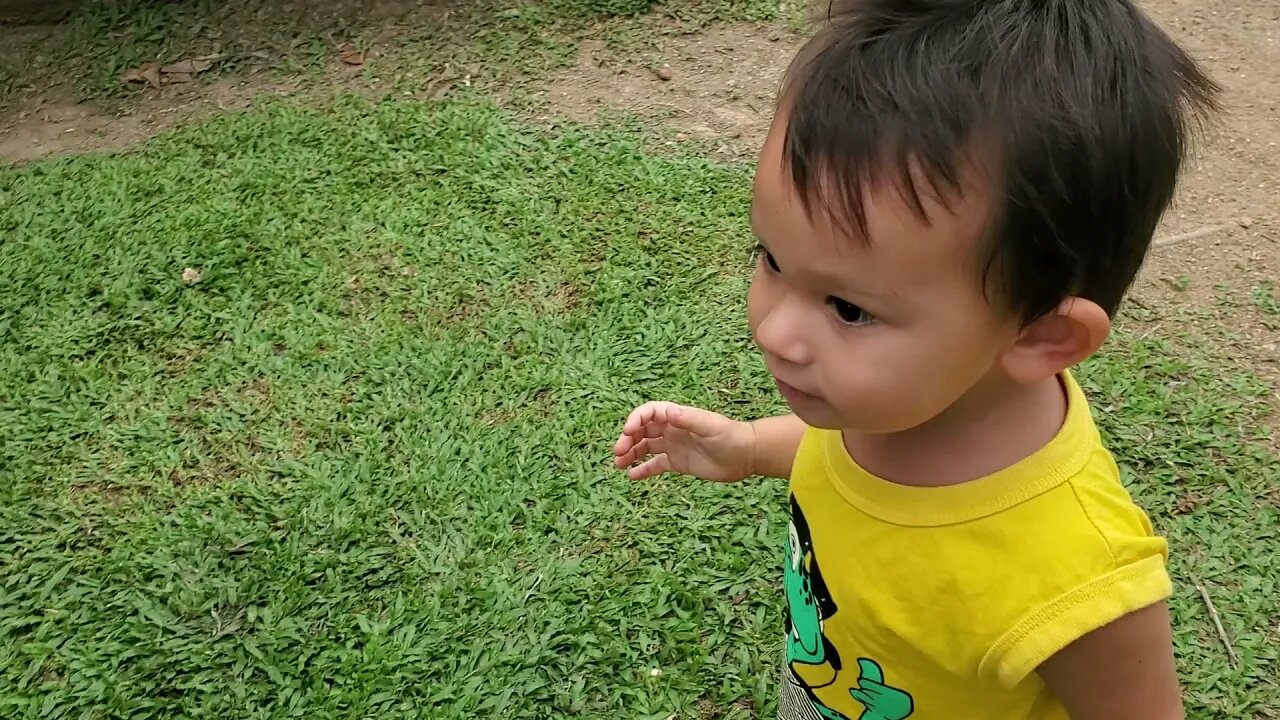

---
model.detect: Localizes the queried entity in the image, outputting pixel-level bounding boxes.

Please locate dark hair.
[781,0,1219,321]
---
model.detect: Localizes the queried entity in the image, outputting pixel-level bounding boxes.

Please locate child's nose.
[753,295,814,367]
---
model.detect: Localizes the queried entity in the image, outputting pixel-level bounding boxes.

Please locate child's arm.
[613,402,806,481]
[1038,601,1184,720]
[746,413,808,479]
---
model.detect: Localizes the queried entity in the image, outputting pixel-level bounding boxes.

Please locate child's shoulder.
[977,442,1171,686]
[1002,372,1162,557]
[1056,373,1162,548]
[1057,435,1166,569]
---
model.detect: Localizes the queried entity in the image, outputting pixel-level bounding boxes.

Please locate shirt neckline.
[820,373,1096,527]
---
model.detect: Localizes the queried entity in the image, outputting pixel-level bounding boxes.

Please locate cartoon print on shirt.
[784,495,915,720]
[786,494,841,687]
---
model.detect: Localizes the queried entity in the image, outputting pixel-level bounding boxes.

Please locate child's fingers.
[620,404,656,435]
[622,401,679,436]
[666,405,726,437]
[612,423,656,456]
[612,430,649,459]
[634,437,663,458]
[615,402,687,475]
[628,454,672,480]
[614,447,631,469]
[613,432,637,455]
[614,437,665,469]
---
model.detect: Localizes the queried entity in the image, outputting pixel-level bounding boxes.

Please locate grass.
[1254,283,1279,331]
[1256,283,1279,314]
[0,0,782,108]
[1,98,1276,719]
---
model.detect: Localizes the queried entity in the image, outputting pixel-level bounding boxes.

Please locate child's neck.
[842,374,1069,488]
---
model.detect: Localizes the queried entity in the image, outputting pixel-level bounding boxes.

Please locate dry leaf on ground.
[338,42,365,66]
[161,59,213,76]
[161,54,223,83]
[120,63,162,88]
[121,54,222,87]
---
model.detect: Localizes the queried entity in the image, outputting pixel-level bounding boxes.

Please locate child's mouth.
[775,378,819,404]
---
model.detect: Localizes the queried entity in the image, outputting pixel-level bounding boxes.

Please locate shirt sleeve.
[977,552,1171,687]
[976,468,1173,690]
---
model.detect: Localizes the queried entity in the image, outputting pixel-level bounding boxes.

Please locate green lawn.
[1,99,1276,719]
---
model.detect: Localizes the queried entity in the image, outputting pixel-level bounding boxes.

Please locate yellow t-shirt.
[778,374,1171,720]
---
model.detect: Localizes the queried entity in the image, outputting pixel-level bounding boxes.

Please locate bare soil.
[1127,0,1280,413]
[544,24,794,156]
[0,76,300,163]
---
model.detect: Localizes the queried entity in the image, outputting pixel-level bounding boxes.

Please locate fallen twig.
[1194,581,1239,669]
[629,101,693,116]
[521,573,544,605]
[424,73,461,98]
[1152,224,1229,248]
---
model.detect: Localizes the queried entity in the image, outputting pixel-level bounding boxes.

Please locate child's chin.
[791,403,882,433]
[788,403,843,430]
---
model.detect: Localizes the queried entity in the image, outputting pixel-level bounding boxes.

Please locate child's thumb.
[668,406,724,435]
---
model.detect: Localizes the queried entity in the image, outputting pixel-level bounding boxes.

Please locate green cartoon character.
[783,496,915,720]
[785,495,842,688]
[849,658,914,720]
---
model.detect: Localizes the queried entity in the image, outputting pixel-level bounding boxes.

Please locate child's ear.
[1000,297,1111,384]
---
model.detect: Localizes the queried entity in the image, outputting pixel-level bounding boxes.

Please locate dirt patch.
[1126,0,1280,419]
[0,75,302,164]
[167,376,293,488]
[0,0,457,165]
[512,277,583,315]
[0,101,147,163]
[544,23,799,155]
[0,0,78,25]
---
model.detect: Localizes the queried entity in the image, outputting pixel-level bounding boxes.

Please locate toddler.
[613,1,1217,718]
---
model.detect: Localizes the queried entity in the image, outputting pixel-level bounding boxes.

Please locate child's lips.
[774,377,819,403]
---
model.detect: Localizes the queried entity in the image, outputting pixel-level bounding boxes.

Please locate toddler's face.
[747,114,1022,433]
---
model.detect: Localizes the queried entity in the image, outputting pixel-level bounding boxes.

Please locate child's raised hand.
[613,402,756,483]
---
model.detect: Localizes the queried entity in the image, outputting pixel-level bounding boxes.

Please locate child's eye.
[829,297,874,326]
[755,246,781,273]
